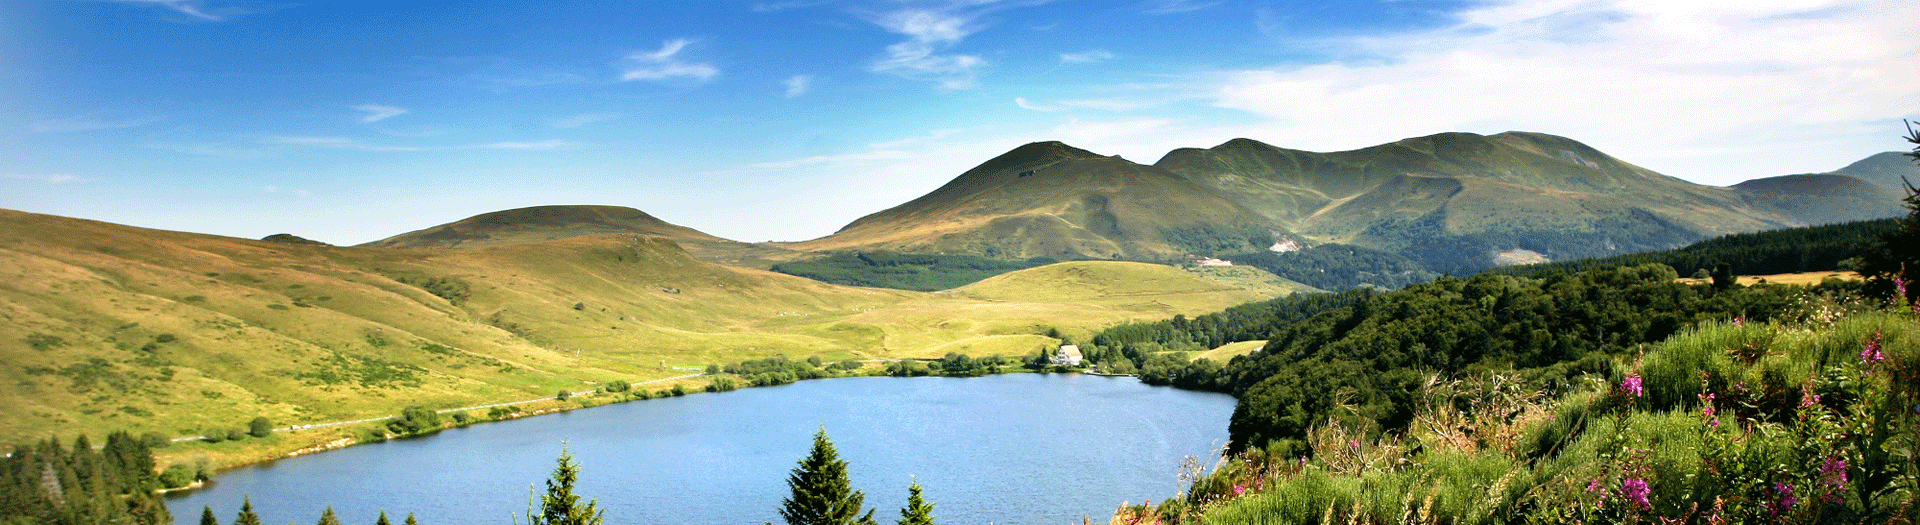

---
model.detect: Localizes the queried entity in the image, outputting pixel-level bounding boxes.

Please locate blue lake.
[166,373,1234,524]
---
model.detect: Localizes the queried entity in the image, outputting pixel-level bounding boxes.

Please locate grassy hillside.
[361,204,809,268]
[0,209,1288,446]
[789,141,1285,262]
[1834,150,1920,193]
[1156,131,1903,273]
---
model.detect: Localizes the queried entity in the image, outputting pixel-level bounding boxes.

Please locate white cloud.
[621,39,720,82]
[352,105,408,123]
[549,113,621,128]
[783,75,815,97]
[1193,0,1920,184]
[866,7,991,89]
[1016,96,1152,112]
[2,173,80,184]
[1058,49,1116,64]
[31,116,156,133]
[107,0,220,21]
[262,136,426,152]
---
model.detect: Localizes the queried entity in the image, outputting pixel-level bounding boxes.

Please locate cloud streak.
[783,75,814,97]
[864,5,997,90]
[2,173,80,184]
[621,39,720,82]
[353,105,408,123]
[30,116,157,133]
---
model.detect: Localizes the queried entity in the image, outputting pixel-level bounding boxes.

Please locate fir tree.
[1861,120,1920,290]
[525,446,603,525]
[375,510,392,525]
[233,497,263,525]
[779,428,877,525]
[897,477,935,525]
[200,506,221,525]
[404,512,419,525]
[317,506,342,525]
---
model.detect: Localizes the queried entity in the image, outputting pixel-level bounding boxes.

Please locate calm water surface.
[166,373,1233,524]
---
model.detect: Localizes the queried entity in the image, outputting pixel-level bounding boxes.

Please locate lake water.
[166,373,1234,525]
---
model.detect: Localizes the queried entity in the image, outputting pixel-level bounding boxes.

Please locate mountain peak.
[363,204,722,250]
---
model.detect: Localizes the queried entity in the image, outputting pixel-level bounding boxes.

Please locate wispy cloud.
[2,173,81,184]
[549,113,621,128]
[145,141,271,159]
[865,7,991,90]
[1015,96,1150,112]
[352,104,409,123]
[1058,49,1116,64]
[621,38,720,82]
[100,0,280,21]
[31,116,157,133]
[783,75,815,97]
[1137,0,1222,15]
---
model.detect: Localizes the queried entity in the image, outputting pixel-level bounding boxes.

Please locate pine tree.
[897,477,935,525]
[200,506,221,525]
[233,497,263,525]
[779,428,877,525]
[316,506,343,525]
[525,446,603,525]
[375,510,392,525]
[1861,120,1920,291]
[403,512,419,525]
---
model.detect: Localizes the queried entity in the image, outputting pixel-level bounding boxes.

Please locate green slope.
[362,204,807,268]
[1832,150,1920,194]
[0,208,1288,445]
[790,141,1287,262]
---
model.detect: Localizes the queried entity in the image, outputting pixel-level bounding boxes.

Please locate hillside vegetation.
[0,209,1290,446]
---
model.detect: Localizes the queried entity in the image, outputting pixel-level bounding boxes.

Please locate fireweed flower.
[1232,485,1245,496]
[1770,482,1798,516]
[1801,394,1821,410]
[1622,478,1651,511]
[1820,458,1849,503]
[1620,374,1645,397]
[1862,332,1885,364]
[1699,393,1718,425]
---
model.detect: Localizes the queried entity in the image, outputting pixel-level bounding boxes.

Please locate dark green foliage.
[724,356,825,386]
[203,427,227,443]
[897,478,935,525]
[0,432,171,524]
[374,511,391,525]
[1088,290,1366,372]
[1221,264,1806,453]
[555,390,571,401]
[24,333,64,351]
[247,416,273,438]
[771,252,1053,291]
[160,464,196,488]
[233,497,261,525]
[390,275,471,305]
[1493,218,1899,280]
[598,380,629,393]
[260,233,330,246]
[884,360,930,377]
[199,506,219,525]
[316,506,342,525]
[525,447,603,525]
[780,429,877,525]
[385,406,441,436]
[404,513,418,525]
[1859,122,1920,291]
[706,377,737,393]
[1225,244,1438,291]
[1159,224,1276,256]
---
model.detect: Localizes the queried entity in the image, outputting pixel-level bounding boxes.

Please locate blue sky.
[3,0,1916,245]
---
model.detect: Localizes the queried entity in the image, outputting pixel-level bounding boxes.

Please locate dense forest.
[1223,244,1438,291]
[769,252,1056,291]
[0,432,171,525]
[1488,218,1899,279]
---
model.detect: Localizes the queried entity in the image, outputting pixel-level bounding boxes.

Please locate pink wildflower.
[1232,484,1246,496]
[1732,315,1745,327]
[1861,332,1885,364]
[1586,478,1602,493]
[1801,394,1821,409]
[1620,374,1645,398]
[1348,439,1360,451]
[1770,482,1797,516]
[1622,478,1651,511]
[1820,457,1849,503]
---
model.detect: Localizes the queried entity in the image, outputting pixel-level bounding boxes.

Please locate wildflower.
[1586,478,1602,494]
[1232,485,1246,496]
[1770,482,1797,516]
[1620,374,1645,398]
[1861,332,1885,364]
[1801,394,1821,410]
[1820,457,1848,503]
[1732,315,1745,326]
[1622,478,1651,511]
[1348,439,1359,451]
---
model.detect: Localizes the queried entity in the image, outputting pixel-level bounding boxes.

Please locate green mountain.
[1155,131,1902,273]
[362,204,805,268]
[1832,151,1920,193]
[1730,173,1905,225]
[789,141,1285,261]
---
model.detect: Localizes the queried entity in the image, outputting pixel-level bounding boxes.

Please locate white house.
[1055,344,1083,367]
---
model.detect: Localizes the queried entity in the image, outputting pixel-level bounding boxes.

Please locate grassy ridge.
[0,209,1290,447]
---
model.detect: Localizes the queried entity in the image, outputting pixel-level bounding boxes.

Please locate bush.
[247,416,273,438]
[159,464,196,489]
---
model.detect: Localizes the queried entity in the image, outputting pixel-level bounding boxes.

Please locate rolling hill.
[363,204,808,268]
[1156,131,1903,272]
[787,141,1287,262]
[1833,151,1920,193]
[0,208,1291,445]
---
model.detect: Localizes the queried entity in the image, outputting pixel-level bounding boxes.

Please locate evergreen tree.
[525,446,603,525]
[1861,120,1920,290]
[201,506,221,525]
[779,428,877,525]
[897,478,935,525]
[404,512,419,525]
[374,510,392,525]
[233,497,263,525]
[317,506,342,525]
